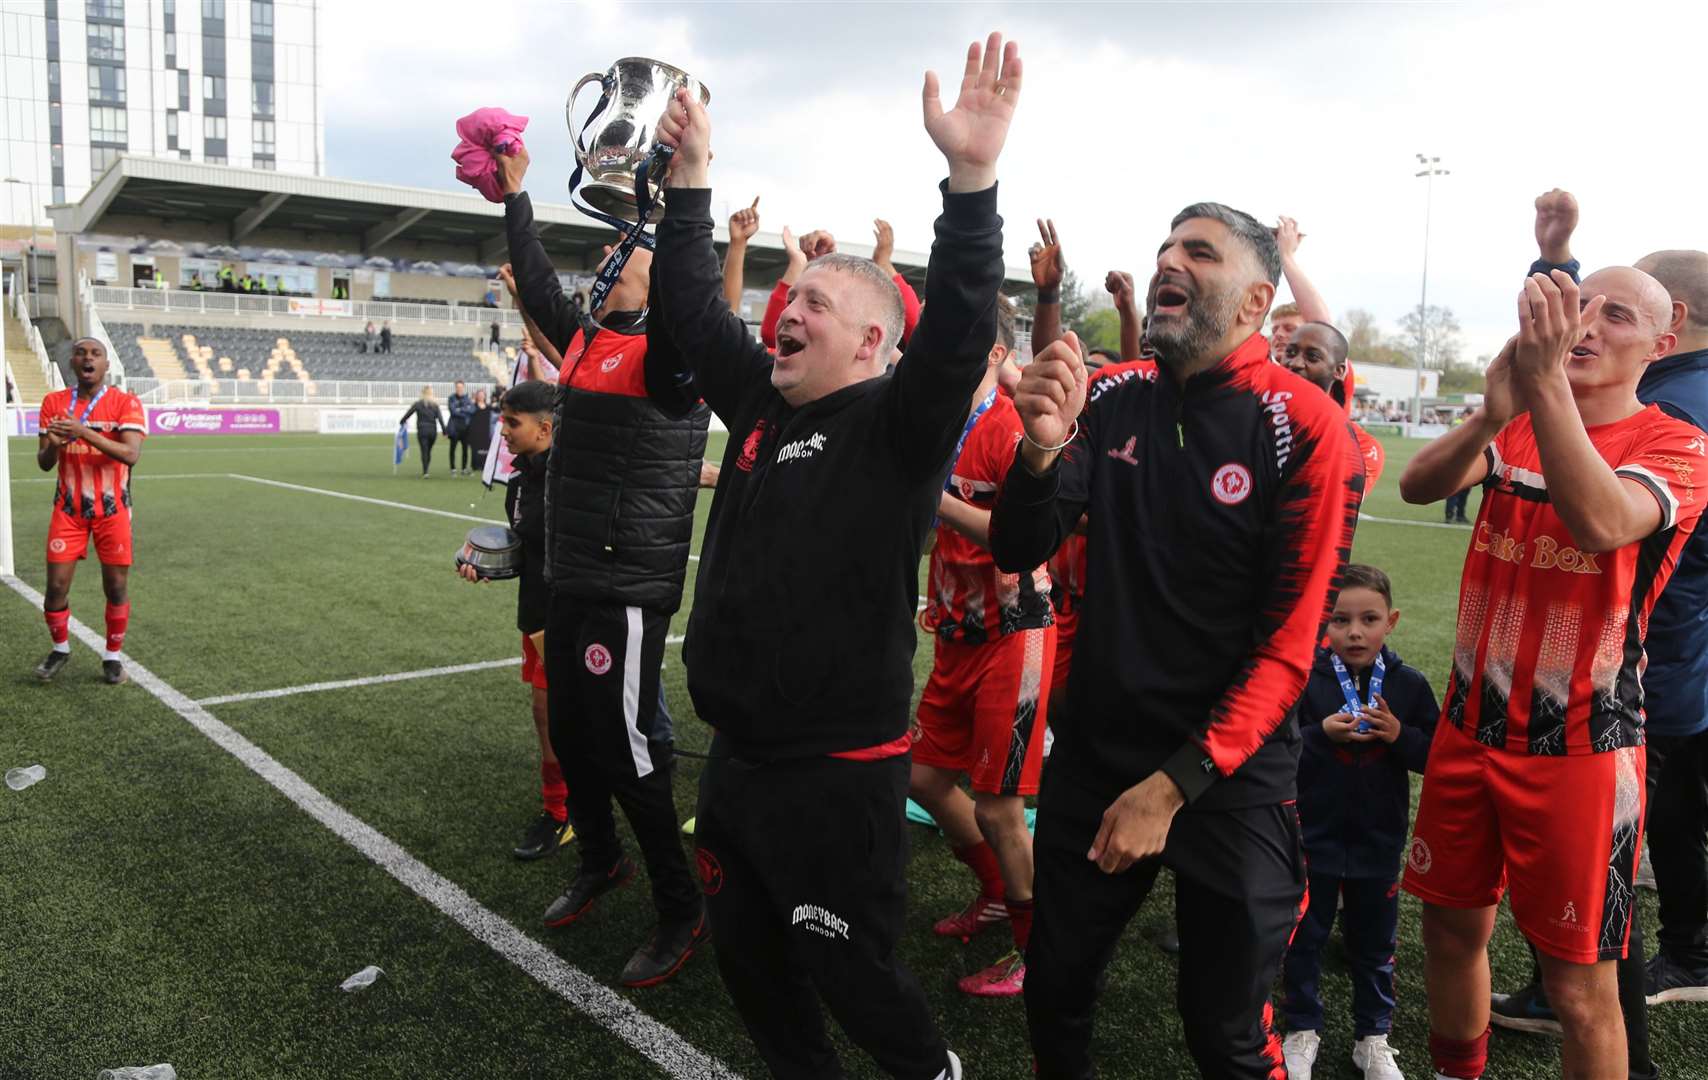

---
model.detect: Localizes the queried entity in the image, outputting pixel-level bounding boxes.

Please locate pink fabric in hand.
[453,107,530,203]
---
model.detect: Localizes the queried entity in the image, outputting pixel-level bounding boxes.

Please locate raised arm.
[723,197,760,312]
[1028,218,1064,352]
[652,89,778,418]
[1398,339,1512,504]
[1106,270,1142,360]
[990,333,1093,570]
[887,32,1022,472]
[496,146,580,354]
[1515,270,1675,552]
[1274,217,1331,326]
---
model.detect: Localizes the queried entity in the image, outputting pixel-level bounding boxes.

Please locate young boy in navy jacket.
[1283,564,1439,1080]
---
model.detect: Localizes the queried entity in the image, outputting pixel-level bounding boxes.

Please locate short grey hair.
[1638,250,1708,331]
[811,252,905,356]
[1171,202,1282,286]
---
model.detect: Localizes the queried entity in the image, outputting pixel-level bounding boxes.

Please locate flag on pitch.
[393,424,408,467]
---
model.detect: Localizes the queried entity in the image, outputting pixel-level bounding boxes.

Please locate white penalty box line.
[1,574,742,1080]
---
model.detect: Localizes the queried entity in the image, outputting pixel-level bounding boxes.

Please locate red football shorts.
[913,625,1056,796]
[520,633,549,690]
[1403,719,1646,964]
[46,506,133,566]
[1050,605,1077,693]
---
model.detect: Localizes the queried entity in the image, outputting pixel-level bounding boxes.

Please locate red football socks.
[1007,897,1035,952]
[541,760,568,824]
[104,602,130,655]
[1428,1028,1489,1079]
[954,841,1006,901]
[45,607,70,647]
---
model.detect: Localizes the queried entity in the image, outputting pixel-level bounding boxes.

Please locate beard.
[1147,281,1243,373]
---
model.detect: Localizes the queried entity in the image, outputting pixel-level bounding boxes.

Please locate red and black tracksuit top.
[990,333,1364,810]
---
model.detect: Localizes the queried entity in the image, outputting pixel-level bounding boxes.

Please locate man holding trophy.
[495,87,710,988]
[649,32,1021,1080]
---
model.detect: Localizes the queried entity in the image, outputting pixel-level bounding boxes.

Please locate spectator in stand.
[398,385,447,477]
[381,321,393,354]
[219,264,235,291]
[489,320,502,351]
[1282,564,1437,1080]
[364,321,378,353]
[445,380,475,476]
[467,388,498,473]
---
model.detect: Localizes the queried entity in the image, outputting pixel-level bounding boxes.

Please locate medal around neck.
[456,526,522,580]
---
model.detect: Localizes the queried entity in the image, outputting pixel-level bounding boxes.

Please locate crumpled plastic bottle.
[97,1065,176,1080]
[340,965,384,992]
[5,765,47,791]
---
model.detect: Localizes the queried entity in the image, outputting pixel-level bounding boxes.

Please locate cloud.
[324,1,1708,366]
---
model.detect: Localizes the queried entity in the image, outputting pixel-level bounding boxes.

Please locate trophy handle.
[566,72,606,165]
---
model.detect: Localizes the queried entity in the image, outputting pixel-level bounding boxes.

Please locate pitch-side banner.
[148,407,282,435]
[4,408,42,436]
[318,408,404,435]
[287,298,355,317]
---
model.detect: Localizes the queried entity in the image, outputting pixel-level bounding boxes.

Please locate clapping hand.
[1030,218,1063,292]
[923,32,1023,192]
[1481,336,1522,425]
[872,219,897,276]
[1515,270,1603,388]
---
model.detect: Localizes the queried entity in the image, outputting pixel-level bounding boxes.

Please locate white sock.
[101,649,121,662]
[53,641,70,654]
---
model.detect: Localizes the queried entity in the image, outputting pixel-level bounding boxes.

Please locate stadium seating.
[105,320,514,388]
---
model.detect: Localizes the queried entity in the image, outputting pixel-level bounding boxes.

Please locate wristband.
[1036,288,1060,304]
[1022,420,1078,455]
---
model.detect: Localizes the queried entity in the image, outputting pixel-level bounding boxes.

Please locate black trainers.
[1645,953,1708,1005]
[102,659,128,685]
[34,650,70,682]
[514,813,574,861]
[1148,922,1181,955]
[1490,980,1562,1036]
[542,856,635,928]
[619,910,708,988]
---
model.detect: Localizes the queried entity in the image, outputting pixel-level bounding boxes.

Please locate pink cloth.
[453,107,530,204]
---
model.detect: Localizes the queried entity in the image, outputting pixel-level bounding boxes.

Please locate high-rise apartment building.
[0,0,323,225]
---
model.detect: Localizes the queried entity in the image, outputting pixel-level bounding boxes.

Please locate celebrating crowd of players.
[31,30,1708,1080]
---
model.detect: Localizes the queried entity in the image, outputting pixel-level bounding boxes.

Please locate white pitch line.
[229,474,505,526]
[1359,512,1473,532]
[1,574,742,1080]
[197,658,523,706]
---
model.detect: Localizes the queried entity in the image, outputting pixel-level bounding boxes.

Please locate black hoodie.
[648,183,1003,758]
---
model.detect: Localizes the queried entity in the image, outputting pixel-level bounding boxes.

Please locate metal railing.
[7,272,63,392]
[88,282,526,329]
[77,272,126,385]
[128,377,506,406]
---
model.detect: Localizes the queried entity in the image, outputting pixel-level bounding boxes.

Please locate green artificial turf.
[3,432,1703,1079]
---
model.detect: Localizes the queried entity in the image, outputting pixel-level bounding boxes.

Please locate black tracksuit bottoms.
[1648,730,1708,971]
[694,745,951,1080]
[417,431,436,474]
[1025,765,1307,1080]
[544,599,700,925]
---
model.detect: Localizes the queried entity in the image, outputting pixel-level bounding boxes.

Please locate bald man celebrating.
[1399,266,1706,1080]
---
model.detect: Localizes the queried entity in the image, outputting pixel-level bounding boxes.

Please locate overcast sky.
[323,0,1705,364]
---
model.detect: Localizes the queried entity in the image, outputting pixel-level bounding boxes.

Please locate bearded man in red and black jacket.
[990,202,1364,1080]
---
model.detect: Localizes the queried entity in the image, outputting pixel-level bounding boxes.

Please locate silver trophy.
[567,57,711,223]
[456,526,523,580]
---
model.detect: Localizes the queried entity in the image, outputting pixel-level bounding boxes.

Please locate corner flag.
[393,424,408,473]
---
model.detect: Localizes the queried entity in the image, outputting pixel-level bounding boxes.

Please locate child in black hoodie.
[456,380,569,861]
[1282,564,1438,1080]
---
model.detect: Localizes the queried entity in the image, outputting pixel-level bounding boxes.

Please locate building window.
[202,0,223,18]
[166,110,178,148]
[207,155,227,165]
[179,150,191,162]
[164,0,174,13]
[87,22,125,62]
[91,145,124,173]
[251,0,272,35]
[203,75,225,100]
[252,81,274,116]
[253,119,275,155]
[254,155,276,171]
[88,64,126,103]
[204,115,227,140]
[178,70,190,109]
[86,0,124,21]
[47,61,60,92]
[204,35,225,68]
[90,106,128,142]
[164,31,176,59]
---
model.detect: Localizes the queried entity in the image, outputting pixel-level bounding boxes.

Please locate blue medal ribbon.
[944,388,999,495]
[66,384,108,425]
[1330,651,1385,734]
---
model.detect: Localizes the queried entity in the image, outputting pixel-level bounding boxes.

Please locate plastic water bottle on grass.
[6,765,46,791]
[97,1066,176,1080]
[340,965,384,991]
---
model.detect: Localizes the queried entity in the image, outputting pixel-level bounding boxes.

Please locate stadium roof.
[47,155,1033,289]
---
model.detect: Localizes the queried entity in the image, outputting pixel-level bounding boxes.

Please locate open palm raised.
[923,32,1023,192]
